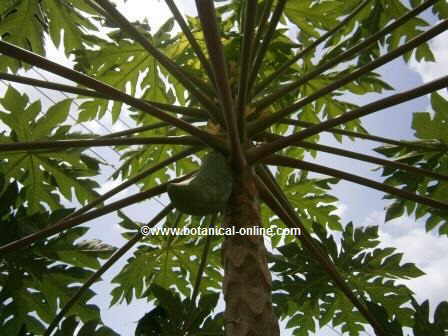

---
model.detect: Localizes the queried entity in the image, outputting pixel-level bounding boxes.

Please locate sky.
[0,1,447,335]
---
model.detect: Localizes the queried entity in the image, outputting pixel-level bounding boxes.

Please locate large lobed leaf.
[135,284,223,336]
[73,18,178,123]
[375,93,448,236]
[0,86,102,214]
[110,212,223,305]
[276,165,343,233]
[0,175,117,335]
[51,316,119,336]
[366,299,448,336]
[0,0,99,72]
[270,223,424,335]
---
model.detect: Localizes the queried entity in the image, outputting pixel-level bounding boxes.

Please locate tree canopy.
[0,0,447,335]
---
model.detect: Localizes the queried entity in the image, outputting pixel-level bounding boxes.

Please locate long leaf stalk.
[237,0,257,140]
[0,72,108,99]
[83,0,110,18]
[251,0,273,67]
[181,215,216,334]
[0,136,202,152]
[92,0,220,119]
[300,142,448,182]
[253,0,372,97]
[164,0,215,84]
[0,174,192,255]
[0,75,121,159]
[191,214,216,305]
[0,41,226,151]
[280,118,445,151]
[254,171,387,336]
[250,19,448,134]
[189,236,211,305]
[100,122,169,138]
[247,0,287,92]
[263,154,448,211]
[254,0,441,111]
[0,74,200,134]
[145,102,207,118]
[195,0,246,170]
[162,211,184,252]
[165,211,184,249]
[260,132,448,181]
[44,204,174,336]
[249,74,448,162]
[100,117,204,139]
[0,72,208,119]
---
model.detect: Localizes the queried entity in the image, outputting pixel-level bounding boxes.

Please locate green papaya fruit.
[167,151,233,215]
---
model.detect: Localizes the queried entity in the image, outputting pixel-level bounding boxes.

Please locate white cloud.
[400,32,448,309]
[331,201,347,219]
[388,31,448,309]
[362,211,448,310]
[410,30,448,97]
[380,228,448,309]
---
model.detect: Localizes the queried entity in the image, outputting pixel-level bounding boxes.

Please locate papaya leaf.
[135,284,223,336]
[278,167,343,232]
[0,86,101,213]
[411,299,448,336]
[0,0,46,72]
[51,315,120,336]
[411,0,448,20]
[412,93,448,143]
[285,1,342,39]
[271,223,424,335]
[0,0,100,72]
[375,93,448,236]
[110,213,222,305]
[74,18,176,123]
[43,0,98,53]
[0,185,116,334]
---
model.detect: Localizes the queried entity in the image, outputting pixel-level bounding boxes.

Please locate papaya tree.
[0,0,448,335]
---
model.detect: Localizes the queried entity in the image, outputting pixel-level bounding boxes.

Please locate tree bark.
[222,168,279,336]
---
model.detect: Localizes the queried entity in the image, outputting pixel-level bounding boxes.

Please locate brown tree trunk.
[222,168,280,336]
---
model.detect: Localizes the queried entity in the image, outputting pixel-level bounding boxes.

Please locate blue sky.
[0,1,447,335]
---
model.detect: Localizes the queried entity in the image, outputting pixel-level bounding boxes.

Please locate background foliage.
[0,0,447,335]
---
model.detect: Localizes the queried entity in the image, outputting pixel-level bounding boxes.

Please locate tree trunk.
[222,168,280,336]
